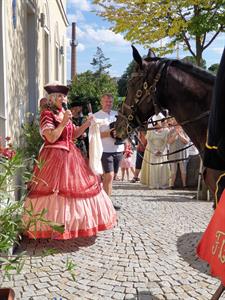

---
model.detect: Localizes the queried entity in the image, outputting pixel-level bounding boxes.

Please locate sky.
[66,0,225,80]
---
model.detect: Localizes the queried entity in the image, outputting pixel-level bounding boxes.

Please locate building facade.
[0,0,68,141]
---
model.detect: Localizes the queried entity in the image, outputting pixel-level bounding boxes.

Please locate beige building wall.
[0,0,68,143]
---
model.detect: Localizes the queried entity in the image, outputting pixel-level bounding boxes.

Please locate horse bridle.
[118,58,209,135]
[117,58,209,165]
[118,59,170,135]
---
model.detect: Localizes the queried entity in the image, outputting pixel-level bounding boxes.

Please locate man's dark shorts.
[101,152,123,173]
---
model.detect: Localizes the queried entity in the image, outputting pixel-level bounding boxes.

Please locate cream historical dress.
[141,127,170,189]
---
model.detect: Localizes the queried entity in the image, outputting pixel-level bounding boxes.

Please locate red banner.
[197,189,225,284]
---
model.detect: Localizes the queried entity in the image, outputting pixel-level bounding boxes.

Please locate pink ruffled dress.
[23,110,116,239]
[120,144,134,169]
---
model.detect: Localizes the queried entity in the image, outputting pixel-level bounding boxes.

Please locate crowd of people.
[23,81,198,241]
[115,112,199,190]
[21,46,225,289]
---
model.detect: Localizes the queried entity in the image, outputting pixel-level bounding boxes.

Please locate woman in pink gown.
[24,82,116,240]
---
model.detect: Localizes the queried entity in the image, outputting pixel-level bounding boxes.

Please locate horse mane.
[144,57,215,85]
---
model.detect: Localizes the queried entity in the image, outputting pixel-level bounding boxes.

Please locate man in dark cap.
[69,98,89,157]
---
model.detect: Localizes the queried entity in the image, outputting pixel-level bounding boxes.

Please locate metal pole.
[71,22,77,81]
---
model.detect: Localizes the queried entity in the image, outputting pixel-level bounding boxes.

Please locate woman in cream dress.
[141,114,170,189]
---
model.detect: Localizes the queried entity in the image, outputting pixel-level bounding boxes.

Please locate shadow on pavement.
[168,191,197,196]
[113,195,199,203]
[113,183,150,190]
[177,232,210,275]
[128,291,161,300]
[113,182,197,192]
[15,235,97,257]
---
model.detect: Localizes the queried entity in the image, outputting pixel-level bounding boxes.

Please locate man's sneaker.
[130,177,138,183]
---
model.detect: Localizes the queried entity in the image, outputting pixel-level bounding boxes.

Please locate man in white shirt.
[94,94,124,209]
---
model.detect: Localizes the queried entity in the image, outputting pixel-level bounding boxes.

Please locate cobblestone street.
[2,182,224,300]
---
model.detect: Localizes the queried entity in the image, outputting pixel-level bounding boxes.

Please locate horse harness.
[129,130,193,166]
[119,59,169,134]
[118,58,208,165]
[118,58,210,135]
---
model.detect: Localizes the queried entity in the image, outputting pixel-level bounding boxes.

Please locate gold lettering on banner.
[212,231,225,263]
[219,239,225,263]
[212,231,222,255]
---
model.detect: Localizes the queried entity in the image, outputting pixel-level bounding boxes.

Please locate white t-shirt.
[94,109,124,153]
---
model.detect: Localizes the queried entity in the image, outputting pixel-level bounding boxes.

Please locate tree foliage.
[90,46,112,75]
[181,55,207,68]
[68,71,118,113]
[93,0,225,65]
[68,47,118,112]
[208,63,219,73]
[118,60,136,97]
[21,115,43,163]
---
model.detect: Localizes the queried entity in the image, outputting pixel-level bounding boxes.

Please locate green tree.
[181,55,207,68]
[68,71,118,112]
[118,60,136,97]
[208,63,219,73]
[93,0,225,66]
[90,46,112,75]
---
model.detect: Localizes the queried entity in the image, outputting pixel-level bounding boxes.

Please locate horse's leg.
[211,283,225,300]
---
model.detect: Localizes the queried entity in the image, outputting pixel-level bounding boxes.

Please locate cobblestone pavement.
[2,182,224,300]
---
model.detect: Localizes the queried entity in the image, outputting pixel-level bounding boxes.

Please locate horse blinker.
[136,90,143,98]
[128,114,134,121]
[143,82,148,90]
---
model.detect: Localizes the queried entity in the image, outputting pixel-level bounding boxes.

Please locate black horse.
[115,46,224,197]
[116,46,214,150]
[115,46,225,300]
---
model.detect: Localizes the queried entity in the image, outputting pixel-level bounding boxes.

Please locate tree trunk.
[195,35,202,66]
[194,5,203,67]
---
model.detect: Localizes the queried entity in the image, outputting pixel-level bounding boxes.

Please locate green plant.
[0,137,64,282]
[68,70,118,113]
[94,0,225,66]
[0,140,27,282]
[21,115,43,156]
[66,257,76,281]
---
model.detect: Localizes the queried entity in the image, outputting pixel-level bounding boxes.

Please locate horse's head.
[115,46,166,140]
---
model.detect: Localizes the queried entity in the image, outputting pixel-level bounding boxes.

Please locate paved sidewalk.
[1,182,224,300]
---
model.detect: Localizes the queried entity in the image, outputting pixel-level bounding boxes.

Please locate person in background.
[140,119,153,187]
[120,140,134,181]
[23,82,116,239]
[131,128,147,183]
[168,118,190,188]
[69,99,88,158]
[94,93,124,210]
[141,113,170,189]
[39,97,49,112]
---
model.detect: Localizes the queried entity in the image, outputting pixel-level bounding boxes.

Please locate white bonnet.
[152,113,165,122]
